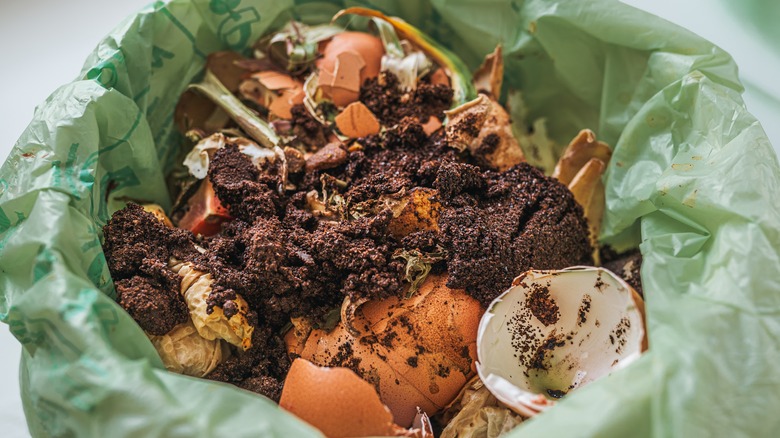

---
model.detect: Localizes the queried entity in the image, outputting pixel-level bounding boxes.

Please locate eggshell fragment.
[317,32,384,83]
[254,71,299,91]
[296,320,440,427]
[334,101,381,138]
[269,88,306,119]
[429,68,450,87]
[280,359,400,438]
[317,32,384,107]
[291,274,483,427]
[318,51,365,107]
[421,117,442,136]
[240,71,305,120]
[476,267,646,417]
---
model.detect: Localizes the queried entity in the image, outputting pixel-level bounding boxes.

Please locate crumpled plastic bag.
[1,0,778,436]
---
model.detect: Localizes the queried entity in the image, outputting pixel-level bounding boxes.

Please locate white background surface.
[0,1,778,436]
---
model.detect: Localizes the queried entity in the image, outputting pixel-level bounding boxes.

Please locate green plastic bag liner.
[1,0,778,436]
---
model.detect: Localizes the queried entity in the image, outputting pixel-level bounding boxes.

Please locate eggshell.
[429,68,450,88]
[317,32,383,84]
[269,87,305,119]
[242,71,305,120]
[298,321,440,426]
[422,117,442,136]
[291,274,484,426]
[280,359,398,438]
[253,70,299,91]
[334,101,380,138]
[363,274,481,377]
[317,32,384,107]
[476,267,647,417]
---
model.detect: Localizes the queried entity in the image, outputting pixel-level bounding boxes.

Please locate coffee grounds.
[102,204,197,335]
[360,72,452,127]
[526,283,559,326]
[208,144,281,222]
[603,248,644,296]
[115,272,187,336]
[290,104,330,151]
[206,321,290,402]
[439,164,592,306]
[104,76,593,401]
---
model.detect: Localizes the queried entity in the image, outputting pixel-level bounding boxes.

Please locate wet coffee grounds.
[360,72,453,126]
[103,74,592,401]
[526,283,560,326]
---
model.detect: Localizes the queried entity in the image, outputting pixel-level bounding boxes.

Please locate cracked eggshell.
[280,359,399,438]
[288,274,483,427]
[476,267,646,417]
[317,32,383,84]
[317,32,384,107]
[280,359,432,438]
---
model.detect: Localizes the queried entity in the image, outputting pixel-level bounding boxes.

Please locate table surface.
[1,1,778,436]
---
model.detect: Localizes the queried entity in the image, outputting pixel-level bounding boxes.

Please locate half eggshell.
[280,359,433,438]
[476,267,646,417]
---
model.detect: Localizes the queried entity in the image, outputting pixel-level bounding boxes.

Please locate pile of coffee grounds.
[360,72,453,126]
[102,204,199,335]
[206,322,290,402]
[290,104,329,151]
[102,73,592,401]
[437,163,592,306]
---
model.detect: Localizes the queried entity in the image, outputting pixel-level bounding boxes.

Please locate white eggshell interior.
[476,267,644,416]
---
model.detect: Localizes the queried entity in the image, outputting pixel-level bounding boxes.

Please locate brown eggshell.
[284,317,313,357]
[280,359,399,438]
[318,51,365,107]
[253,70,299,91]
[364,274,481,374]
[317,32,384,84]
[298,321,439,427]
[269,87,305,119]
[421,117,442,136]
[291,274,484,427]
[334,101,381,138]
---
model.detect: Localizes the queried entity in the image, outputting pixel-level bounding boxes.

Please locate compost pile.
[101,8,643,438]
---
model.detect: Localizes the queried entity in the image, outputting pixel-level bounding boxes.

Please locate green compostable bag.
[1,0,778,436]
